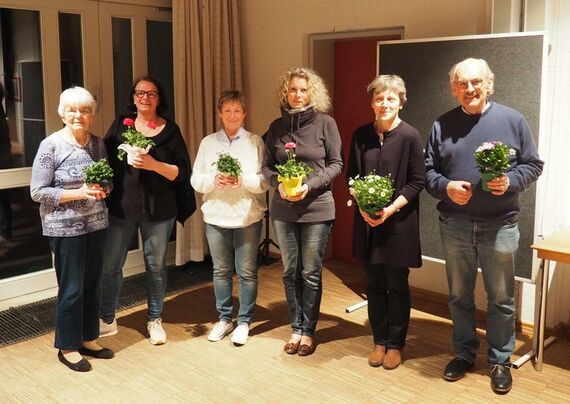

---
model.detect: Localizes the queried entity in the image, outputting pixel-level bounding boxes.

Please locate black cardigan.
[346,121,425,267]
[104,114,192,223]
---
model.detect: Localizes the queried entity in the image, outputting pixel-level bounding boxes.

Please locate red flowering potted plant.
[117,118,156,165]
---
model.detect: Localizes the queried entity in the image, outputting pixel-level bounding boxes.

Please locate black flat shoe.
[443,357,474,381]
[58,350,92,372]
[78,346,114,359]
[490,364,512,394]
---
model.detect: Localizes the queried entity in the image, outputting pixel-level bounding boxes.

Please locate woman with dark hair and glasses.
[99,77,192,345]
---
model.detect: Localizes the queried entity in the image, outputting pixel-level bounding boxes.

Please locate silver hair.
[57,86,97,117]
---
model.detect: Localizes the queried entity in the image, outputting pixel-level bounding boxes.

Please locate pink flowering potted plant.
[474,141,516,191]
[276,142,313,196]
[117,118,156,165]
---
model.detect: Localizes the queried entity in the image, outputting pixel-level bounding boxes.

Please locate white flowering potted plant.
[117,118,156,165]
[474,141,515,191]
[347,172,394,219]
[276,142,313,196]
[212,152,242,178]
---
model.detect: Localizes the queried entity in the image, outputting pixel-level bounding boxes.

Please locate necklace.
[136,117,158,136]
[63,130,90,147]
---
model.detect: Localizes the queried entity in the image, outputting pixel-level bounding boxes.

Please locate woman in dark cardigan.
[99,77,192,346]
[346,75,425,369]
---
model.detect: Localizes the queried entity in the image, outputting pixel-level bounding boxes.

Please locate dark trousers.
[364,262,411,349]
[49,229,106,350]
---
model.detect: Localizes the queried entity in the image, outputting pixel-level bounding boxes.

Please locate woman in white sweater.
[191,90,268,345]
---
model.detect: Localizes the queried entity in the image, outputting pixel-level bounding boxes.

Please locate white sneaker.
[231,323,249,345]
[147,318,167,345]
[99,318,118,337]
[208,320,233,342]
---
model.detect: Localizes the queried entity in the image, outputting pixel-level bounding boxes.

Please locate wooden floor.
[1,260,570,403]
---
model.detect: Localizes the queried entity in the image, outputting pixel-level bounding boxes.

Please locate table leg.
[535,259,553,371]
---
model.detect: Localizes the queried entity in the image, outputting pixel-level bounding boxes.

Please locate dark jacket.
[105,114,194,224]
[346,121,425,267]
[262,106,343,223]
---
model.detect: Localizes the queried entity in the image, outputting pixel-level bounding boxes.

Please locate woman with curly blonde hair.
[262,67,343,356]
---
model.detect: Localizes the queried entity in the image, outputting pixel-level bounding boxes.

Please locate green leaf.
[83,159,114,187]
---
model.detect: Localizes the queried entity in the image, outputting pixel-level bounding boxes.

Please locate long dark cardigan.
[346,121,425,268]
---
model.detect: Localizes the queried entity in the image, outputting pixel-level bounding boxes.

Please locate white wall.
[240,0,493,135]
[240,0,570,329]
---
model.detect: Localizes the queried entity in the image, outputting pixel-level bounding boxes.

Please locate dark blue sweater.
[425,102,543,221]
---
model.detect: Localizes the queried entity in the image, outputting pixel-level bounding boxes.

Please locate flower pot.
[280,176,304,197]
[360,205,384,220]
[118,143,151,166]
[481,172,499,192]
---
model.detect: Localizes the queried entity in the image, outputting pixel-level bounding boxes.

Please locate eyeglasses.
[64,108,92,116]
[133,90,158,99]
[454,79,484,90]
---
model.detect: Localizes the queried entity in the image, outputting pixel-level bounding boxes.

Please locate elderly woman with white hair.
[31,86,114,372]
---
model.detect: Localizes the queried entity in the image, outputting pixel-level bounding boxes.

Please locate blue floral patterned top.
[30,131,109,237]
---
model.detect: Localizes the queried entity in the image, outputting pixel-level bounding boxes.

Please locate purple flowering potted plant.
[474,141,515,191]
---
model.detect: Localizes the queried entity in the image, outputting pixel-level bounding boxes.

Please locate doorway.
[309,28,403,263]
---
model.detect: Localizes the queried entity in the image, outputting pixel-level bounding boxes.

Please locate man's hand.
[487,174,510,196]
[446,180,472,205]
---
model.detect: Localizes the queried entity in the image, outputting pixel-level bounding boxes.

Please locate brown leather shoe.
[284,341,301,355]
[298,342,316,356]
[368,345,386,367]
[383,348,402,370]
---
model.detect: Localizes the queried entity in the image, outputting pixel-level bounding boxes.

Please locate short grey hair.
[57,86,97,117]
[366,74,407,105]
[449,58,495,95]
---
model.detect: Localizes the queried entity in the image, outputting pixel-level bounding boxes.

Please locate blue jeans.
[205,221,262,325]
[100,215,175,322]
[49,229,106,350]
[439,215,519,365]
[272,220,333,337]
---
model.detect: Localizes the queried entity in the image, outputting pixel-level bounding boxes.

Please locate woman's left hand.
[360,205,396,227]
[278,183,308,202]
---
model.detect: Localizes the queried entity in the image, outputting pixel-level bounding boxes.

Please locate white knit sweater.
[191,128,268,228]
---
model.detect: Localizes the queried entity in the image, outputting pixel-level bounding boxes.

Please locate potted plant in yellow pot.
[276,142,313,196]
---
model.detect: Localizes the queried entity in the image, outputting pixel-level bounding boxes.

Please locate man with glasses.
[424,58,543,394]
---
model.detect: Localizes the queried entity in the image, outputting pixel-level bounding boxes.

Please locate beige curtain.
[172,0,243,264]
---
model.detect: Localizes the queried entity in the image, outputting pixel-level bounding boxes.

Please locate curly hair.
[277,67,331,112]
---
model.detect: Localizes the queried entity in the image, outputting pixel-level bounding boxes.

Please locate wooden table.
[513,229,570,370]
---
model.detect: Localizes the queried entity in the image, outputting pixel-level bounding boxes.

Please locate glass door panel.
[59,13,84,88]
[147,20,174,121]
[112,17,133,117]
[0,8,44,169]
